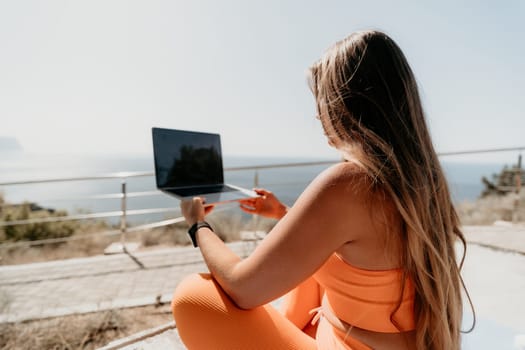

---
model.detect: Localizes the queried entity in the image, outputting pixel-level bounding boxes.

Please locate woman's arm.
[181,162,370,309]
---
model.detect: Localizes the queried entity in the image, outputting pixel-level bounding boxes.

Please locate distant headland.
[0,136,23,153]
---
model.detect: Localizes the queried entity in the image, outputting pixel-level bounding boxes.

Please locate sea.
[0,152,505,225]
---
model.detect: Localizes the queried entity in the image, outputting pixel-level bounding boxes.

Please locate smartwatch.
[188,221,213,247]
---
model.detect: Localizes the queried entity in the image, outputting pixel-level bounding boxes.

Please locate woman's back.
[335,174,403,271]
[311,162,417,349]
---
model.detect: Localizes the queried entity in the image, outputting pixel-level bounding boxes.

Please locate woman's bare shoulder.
[314,161,372,194]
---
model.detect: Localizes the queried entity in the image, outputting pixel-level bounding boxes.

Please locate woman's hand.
[239,188,288,220]
[180,197,214,226]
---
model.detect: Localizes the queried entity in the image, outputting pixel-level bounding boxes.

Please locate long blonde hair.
[309,30,474,350]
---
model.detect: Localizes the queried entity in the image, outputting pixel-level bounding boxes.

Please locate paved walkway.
[0,241,258,323]
[463,224,525,253]
[0,225,524,349]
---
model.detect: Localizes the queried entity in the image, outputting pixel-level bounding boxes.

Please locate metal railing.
[1,147,524,250]
[0,159,339,256]
[0,160,337,227]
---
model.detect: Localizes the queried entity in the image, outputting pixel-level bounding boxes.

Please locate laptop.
[152,127,257,204]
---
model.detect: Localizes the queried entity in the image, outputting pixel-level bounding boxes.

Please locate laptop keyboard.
[170,185,237,197]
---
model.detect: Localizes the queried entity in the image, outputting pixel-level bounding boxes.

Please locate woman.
[172,30,472,350]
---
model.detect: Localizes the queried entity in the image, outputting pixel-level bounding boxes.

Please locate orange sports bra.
[314,253,416,333]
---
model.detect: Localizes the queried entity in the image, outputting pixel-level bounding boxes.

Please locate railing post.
[120,180,127,247]
[254,170,259,188]
[250,170,261,243]
[119,179,145,268]
[514,154,522,223]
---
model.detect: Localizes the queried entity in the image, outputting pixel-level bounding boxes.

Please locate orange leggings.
[171,273,372,349]
[171,273,317,350]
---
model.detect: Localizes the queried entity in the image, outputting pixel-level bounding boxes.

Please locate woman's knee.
[171,273,317,349]
[171,273,226,324]
[172,273,241,348]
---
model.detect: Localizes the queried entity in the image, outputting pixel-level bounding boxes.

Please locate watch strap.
[188,221,213,247]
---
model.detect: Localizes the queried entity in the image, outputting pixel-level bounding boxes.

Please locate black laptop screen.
[152,128,224,189]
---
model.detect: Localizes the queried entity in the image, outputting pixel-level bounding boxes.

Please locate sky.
[0,0,524,163]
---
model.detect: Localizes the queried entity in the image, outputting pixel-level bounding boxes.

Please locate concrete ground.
[0,225,524,349]
[0,240,259,323]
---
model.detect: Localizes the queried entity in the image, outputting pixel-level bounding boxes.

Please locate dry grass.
[0,304,173,350]
[457,189,525,225]
[3,186,524,266]
[0,211,277,266]
[0,220,116,265]
[6,187,525,266]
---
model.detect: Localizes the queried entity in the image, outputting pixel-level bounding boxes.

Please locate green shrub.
[0,202,77,242]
